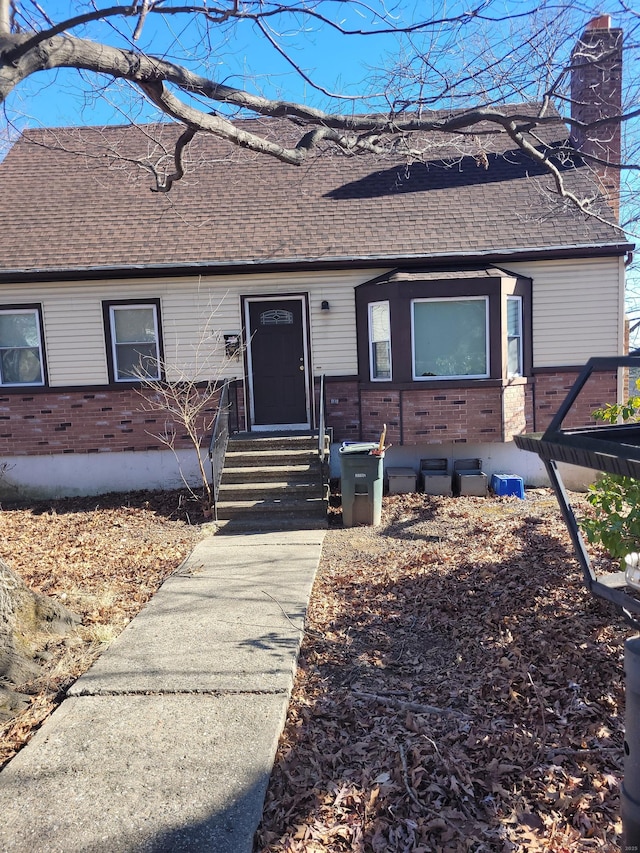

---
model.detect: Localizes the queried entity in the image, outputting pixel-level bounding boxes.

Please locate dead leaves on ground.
[256,491,627,852]
[0,487,630,849]
[0,490,203,769]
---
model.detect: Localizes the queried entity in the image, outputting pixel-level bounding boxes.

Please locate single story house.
[0,20,631,498]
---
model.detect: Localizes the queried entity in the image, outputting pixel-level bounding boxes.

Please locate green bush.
[581,474,640,559]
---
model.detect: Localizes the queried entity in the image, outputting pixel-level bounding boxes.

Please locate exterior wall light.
[321,300,330,311]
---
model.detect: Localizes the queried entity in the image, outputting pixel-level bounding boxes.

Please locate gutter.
[0,241,633,284]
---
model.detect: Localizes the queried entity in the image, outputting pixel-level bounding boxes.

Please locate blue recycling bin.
[339,442,384,527]
[491,473,525,499]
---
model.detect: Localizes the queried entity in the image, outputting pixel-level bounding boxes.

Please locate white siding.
[2,269,386,386]
[507,256,625,367]
[3,257,624,385]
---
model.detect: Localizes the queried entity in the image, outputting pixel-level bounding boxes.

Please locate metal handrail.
[317,374,327,463]
[514,350,640,849]
[516,352,640,479]
[208,379,232,522]
[514,353,640,622]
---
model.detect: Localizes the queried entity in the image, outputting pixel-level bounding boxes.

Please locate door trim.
[243,294,311,431]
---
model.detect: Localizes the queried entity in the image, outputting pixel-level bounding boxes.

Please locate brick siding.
[325,381,512,444]
[323,380,361,439]
[503,383,529,440]
[533,370,618,431]
[0,369,619,458]
[325,370,618,445]
[0,387,220,456]
[394,388,502,444]
[359,390,402,446]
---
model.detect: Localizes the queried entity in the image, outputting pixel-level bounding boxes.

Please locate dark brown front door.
[247,298,308,426]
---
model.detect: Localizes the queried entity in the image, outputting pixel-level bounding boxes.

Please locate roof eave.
[0,242,633,283]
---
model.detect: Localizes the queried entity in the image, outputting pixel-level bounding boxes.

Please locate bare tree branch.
[134,299,241,514]
[0,0,11,36]
[132,1,151,42]
[0,1,636,214]
[146,121,196,191]
[254,16,375,101]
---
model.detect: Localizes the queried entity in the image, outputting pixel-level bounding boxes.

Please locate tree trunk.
[0,559,79,722]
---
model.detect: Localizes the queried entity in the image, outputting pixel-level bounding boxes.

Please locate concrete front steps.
[214,432,329,531]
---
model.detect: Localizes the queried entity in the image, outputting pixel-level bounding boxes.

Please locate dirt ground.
[0,486,631,851]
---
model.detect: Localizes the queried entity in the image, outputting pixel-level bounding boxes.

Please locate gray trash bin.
[453,458,488,496]
[420,458,452,496]
[339,442,384,527]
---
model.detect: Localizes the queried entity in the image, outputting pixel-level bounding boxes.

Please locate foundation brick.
[0,386,224,457]
[0,370,620,459]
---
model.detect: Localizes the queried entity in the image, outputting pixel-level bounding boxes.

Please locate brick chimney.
[570,15,623,218]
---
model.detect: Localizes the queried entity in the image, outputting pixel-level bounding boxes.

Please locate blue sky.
[6,1,606,131]
[5,1,415,130]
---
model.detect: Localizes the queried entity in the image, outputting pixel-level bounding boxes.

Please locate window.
[106,302,162,382]
[507,296,523,376]
[260,309,293,325]
[356,268,531,385]
[412,297,489,379]
[0,307,45,386]
[369,301,392,380]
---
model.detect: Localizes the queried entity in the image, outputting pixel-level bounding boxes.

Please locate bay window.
[356,267,531,385]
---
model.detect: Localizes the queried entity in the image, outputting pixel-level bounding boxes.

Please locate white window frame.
[368,301,392,381]
[411,296,490,381]
[108,303,161,383]
[0,307,45,387]
[507,295,523,377]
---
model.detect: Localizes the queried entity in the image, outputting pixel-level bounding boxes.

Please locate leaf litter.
[255,489,627,852]
[0,489,204,769]
[0,486,630,850]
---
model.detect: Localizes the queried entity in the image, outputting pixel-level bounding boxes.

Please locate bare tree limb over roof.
[0,1,636,217]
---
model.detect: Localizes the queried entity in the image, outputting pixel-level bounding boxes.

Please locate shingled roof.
[0,111,630,277]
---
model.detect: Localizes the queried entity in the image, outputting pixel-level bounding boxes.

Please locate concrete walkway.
[0,529,326,853]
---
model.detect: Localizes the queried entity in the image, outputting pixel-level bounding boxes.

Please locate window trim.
[507,295,523,377]
[368,300,392,381]
[0,303,47,388]
[410,295,490,381]
[103,299,163,384]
